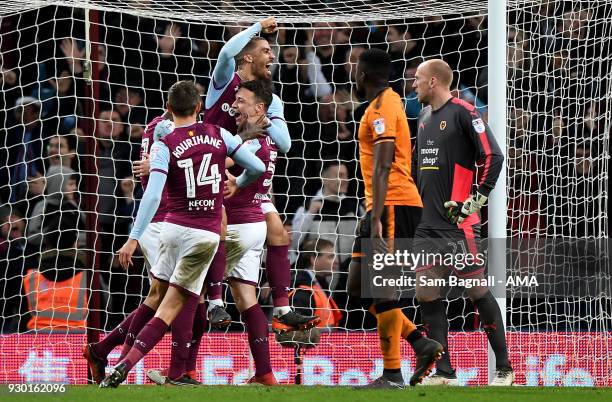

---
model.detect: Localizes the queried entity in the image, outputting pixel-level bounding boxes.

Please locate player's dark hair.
[238,80,273,109]
[359,48,391,83]
[167,80,201,117]
[235,37,268,67]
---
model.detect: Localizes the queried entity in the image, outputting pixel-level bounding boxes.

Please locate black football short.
[412,225,485,278]
[352,205,422,258]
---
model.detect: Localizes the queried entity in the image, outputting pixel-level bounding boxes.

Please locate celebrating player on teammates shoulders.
[201,16,319,333]
[99,80,265,388]
[145,18,318,386]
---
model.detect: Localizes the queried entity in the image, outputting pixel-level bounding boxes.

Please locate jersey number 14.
[177,154,221,198]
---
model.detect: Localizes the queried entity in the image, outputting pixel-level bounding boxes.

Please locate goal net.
[0,0,610,386]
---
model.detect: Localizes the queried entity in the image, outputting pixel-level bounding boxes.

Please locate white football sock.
[207,299,223,312]
[273,306,291,317]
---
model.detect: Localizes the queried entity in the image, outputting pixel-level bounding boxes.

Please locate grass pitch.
[1,385,610,402]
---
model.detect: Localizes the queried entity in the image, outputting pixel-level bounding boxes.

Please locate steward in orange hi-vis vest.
[24,250,87,333]
[289,283,342,328]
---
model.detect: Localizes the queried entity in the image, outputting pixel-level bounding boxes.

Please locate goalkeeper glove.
[444,192,488,225]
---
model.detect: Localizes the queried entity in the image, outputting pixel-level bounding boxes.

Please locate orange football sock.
[376,308,403,370]
[400,312,417,338]
[368,304,377,316]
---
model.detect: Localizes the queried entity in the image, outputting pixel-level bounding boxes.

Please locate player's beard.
[258,75,273,87]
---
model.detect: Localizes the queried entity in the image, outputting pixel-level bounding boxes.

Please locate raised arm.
[211,22,263,89]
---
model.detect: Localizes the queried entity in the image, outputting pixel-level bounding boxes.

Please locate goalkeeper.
[411,59,513,385]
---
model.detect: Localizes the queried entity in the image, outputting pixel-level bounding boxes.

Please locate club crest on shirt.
[372,118,385,135]
[439,120,446,130]
[472,118,486,134]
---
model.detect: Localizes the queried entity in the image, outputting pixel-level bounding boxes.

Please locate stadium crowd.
[0,2,609,333]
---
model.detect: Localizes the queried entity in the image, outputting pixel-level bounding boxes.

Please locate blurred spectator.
[26,134,78,242]
[274,45,313,107]
[584,100,607,135]
[574,143,592,178]
[308,23,350,86]
[559,9,590,41]
[45,134,77,191]
[6,96,51,202]
[27,172,82,250]
[12,174,46,220]
[509,107,532,148]
[403,60,422,133]
[95,109,131,255]
[115,176,139,236]
[143,22,194,108]
[457,15,487,92]
[0,211,25,256]
[303,31,333,100]
[340,45,365,103]
[290,238,342,329]
[292,162,362,264]
[114,86,146,128]
[114,86,147,160]
[0,66,19,116]
[0,210,27,333]
[22,206,86,333]
[386,23,419,95]
[39,67,81,132]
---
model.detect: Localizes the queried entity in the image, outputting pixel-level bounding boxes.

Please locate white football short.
[224,221,267,285]
[139,221,165,276]
[260,201,277,215]
[151,222,220,296]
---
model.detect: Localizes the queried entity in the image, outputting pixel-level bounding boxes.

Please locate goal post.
[487,0,507,381]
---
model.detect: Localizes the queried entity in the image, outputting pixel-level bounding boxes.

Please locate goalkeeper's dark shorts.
[351,205,422,259]
[413,225,485,279]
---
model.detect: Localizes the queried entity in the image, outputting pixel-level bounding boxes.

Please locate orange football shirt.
[358,87,422,211]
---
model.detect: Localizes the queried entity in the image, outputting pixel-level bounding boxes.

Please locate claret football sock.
[122,317,168,373]
[266,245,291,308]
[119,304,155,360]
[186,302,207,373]
[205,241,225,302]
[168,295,198,380]
[242,304,272,377]
[93,308,137,359]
